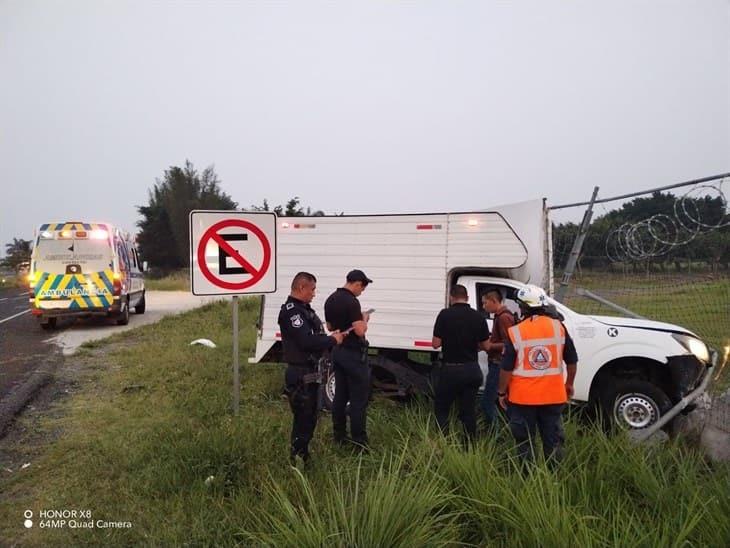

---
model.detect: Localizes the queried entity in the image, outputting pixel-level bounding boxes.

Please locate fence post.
[555,186,599,302]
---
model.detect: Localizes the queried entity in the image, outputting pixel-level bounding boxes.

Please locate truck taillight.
[113,279,122,295]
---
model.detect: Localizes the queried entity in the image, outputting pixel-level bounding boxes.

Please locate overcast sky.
[1,1,728,249]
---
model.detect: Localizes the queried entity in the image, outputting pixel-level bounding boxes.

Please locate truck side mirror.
[142,261,148,273]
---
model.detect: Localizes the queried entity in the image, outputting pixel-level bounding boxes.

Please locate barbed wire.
[605,179,729,262]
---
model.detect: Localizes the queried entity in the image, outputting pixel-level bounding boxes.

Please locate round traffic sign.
[196,219,272,290]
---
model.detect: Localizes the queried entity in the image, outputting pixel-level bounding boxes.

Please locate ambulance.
[28,221,146,329]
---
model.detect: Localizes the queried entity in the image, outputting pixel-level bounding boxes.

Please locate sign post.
[189,211,277,415]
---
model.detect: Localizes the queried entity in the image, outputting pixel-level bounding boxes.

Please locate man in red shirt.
[480,288,516,433]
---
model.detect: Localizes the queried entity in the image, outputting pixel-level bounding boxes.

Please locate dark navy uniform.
[278,296,336,461]
[433,303,489,441]
[324,287,370,446]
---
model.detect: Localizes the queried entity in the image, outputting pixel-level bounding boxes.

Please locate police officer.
[279,272,344,464]
[431,284,489,443]
[497,284,578,468]
[324,269,372,450]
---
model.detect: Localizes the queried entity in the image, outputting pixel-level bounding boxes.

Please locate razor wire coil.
[605,179,729,262]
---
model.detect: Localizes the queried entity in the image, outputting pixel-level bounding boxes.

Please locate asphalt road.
[0,288,222,418]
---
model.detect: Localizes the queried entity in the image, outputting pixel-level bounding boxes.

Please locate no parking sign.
[189,211,277,296]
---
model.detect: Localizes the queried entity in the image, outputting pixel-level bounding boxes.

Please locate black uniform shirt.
[324,287,365,349]
[433,302,490,363]
[278,296,334,365]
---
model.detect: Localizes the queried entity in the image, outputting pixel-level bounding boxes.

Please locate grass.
[1,300,729,546]
[143,269,189,291]
[564,273,729,355]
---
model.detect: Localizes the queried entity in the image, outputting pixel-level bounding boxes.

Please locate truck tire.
[320,366,354,413]
[116,298,130,326]
[40,317,57,330]
[135,293,146,314]
[322,369,336,411]
[600,380,672,430]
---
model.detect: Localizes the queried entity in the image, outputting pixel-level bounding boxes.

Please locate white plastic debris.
[190,339,217,348]
[21,463,31,470]
[204,475,215,486]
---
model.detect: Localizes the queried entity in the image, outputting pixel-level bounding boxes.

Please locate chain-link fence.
[549,174,730,399]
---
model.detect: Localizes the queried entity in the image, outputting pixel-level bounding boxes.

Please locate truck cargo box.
[252,211,528,362]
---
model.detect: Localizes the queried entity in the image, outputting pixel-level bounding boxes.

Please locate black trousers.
[434,362,483,440]
[331,346,370,444]
[507,403,565,466]
[285,365,319,457]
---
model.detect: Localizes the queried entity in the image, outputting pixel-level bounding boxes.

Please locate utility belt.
[336,344,369,365]
[442,361,478,367]
[287,363,322,385]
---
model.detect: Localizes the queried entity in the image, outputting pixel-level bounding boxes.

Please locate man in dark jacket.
[279,272,344,463]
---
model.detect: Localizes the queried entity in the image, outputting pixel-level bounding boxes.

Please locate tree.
[249,197,325,217]
[2,238,32,271]
[137,161,237,270]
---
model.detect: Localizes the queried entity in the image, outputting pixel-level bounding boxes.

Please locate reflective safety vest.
[507,315,568,405]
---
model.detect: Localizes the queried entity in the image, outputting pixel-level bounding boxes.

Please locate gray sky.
[1,1,728,249]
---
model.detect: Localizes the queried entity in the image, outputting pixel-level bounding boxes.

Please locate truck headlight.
[672,334,711,364]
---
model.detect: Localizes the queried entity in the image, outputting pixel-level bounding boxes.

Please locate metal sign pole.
[232,295,240,415]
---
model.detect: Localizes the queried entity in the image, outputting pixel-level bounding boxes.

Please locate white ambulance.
[28,221,146,329]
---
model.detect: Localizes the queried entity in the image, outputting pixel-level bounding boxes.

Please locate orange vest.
[507,315,567,405]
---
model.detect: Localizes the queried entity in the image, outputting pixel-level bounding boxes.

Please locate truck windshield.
[34,237,114,274]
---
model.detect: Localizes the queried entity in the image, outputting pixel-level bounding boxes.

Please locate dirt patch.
[0,340,131,476]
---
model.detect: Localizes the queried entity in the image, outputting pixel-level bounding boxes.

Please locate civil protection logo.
[528,346,552,370]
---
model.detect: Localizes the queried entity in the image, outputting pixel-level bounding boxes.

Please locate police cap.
[346,269,373,285]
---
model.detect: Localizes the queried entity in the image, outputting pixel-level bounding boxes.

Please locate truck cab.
[458,275,714,429]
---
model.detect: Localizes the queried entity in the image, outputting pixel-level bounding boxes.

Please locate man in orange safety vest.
[497,284,578,467]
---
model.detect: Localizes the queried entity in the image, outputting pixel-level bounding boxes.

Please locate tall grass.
[1,300,728,546]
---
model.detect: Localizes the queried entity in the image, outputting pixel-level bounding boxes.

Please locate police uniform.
[278,295,336,461]
[432,302,489,440]
[500,314,578,465]
[324,286,370,446]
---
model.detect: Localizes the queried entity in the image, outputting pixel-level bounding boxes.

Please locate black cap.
[346,269,373,284]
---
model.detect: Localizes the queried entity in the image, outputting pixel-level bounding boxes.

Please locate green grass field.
[1,300,728,546]
[564,273,729,357]
[143,270,189,291]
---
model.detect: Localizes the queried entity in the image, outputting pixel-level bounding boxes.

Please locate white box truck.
[251,203,715,430]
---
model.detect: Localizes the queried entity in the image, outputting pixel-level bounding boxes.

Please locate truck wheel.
[322,369,336,411]
[40,317,57,330]
[600,380,672,430]
[135,293,146,314]
[116,299,130,326]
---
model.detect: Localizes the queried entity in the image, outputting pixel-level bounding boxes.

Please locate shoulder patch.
[286,302,295,310]
[291,314,303,328]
